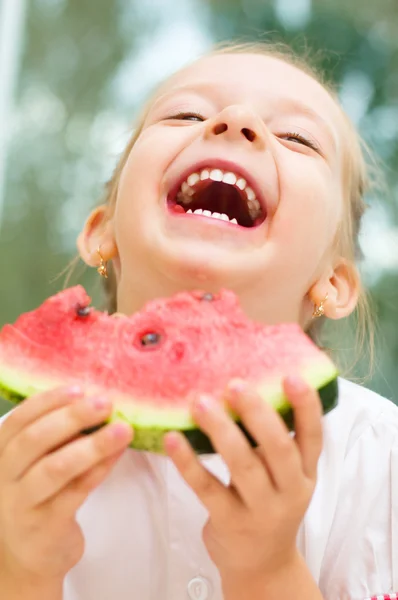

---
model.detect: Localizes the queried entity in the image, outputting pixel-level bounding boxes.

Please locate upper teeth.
[176,167,262,219]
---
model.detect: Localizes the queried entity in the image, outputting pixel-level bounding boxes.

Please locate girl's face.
[83,53,356,325]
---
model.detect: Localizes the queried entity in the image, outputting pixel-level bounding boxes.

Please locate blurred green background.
[0,0,397,415]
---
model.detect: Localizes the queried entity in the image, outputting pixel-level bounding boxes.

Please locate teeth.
[236,178,247,190]
[177,191,192,205]
[223,172,237,185]
[209,169,223,182]
[177,167,264,223]
[252,198,260,210]
[181,182,194,196]
[245,187,255,201]
[187,172,200,187]
[185,208,238,224]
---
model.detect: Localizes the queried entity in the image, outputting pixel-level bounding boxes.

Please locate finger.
[51,448,126,514]
[283,376,323,480]
[164,431,238,521]
[6,394,113,480]
[21,422,133,505]
[226,381,303,493]
[0,385,84,454]
[190,394,268,508]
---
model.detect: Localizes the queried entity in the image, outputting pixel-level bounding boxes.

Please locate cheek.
[120,131,164,196]
[278,155,341,231]
[113,127,187,255]
[114,130,172,230]
[118,126,185,205]
[269,155,342,263]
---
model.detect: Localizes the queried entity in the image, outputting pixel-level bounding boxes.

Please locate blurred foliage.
[0,0,148,318]
[0,0,397,411]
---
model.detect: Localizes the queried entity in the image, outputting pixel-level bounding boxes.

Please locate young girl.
[0,43,397,600]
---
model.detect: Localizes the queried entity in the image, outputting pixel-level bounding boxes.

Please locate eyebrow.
[151,84,338,151]
[151,83,208,102]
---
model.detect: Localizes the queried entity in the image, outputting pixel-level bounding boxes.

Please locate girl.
[0,43,397,600]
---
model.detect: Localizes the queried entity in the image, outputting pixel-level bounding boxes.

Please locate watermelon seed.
[201,293,214,302]
[76,304,91,317]
[140,332,161,347]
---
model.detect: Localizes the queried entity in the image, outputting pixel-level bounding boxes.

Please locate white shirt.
[2,378,398,599]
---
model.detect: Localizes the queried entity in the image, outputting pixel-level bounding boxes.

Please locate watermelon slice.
[0,286,338,453]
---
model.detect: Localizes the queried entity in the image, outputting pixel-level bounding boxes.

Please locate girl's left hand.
[164,375,324,583]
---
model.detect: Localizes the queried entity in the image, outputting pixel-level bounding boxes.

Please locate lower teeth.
[185,209,238,224]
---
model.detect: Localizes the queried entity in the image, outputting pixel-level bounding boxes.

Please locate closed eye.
[166,111,205,122]
[278,131,320,153]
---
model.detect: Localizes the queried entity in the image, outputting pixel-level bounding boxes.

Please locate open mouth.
[167,167,267,228]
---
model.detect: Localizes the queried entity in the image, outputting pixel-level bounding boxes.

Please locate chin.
[152,235,263,290]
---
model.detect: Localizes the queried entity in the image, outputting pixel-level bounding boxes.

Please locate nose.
[204,105,266,150]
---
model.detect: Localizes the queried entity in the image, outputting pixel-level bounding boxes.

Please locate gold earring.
[96,246,108,279]
[312,293,328,319]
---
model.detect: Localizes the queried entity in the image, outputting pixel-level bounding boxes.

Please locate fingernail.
[164,432,180,452]
[67,385,83,397]
[91,396,110,410]
[228,379,246,394]
[109,423,131,439]
[194,394,214,413]
[285,375,308,394]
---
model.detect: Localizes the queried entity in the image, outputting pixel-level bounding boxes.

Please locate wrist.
[221,551,322,600]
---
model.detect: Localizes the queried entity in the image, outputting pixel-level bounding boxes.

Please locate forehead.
[159,53,344,133]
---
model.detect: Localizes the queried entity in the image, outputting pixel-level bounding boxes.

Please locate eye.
[279,131,319,152]
[167,111,205,122]
[139,332,162,348]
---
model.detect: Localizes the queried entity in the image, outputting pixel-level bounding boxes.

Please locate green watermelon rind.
[0,360,338,453]
[183,376,338,454]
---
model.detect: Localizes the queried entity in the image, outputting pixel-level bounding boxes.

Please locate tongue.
[171,204,186,214]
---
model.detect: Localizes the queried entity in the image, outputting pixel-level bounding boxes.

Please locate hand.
[164,376,323,583]
[0,386,132,585]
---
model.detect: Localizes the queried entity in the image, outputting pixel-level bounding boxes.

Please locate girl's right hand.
[0,386,133,586]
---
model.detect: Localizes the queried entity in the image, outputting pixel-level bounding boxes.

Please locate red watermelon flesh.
[0,286,338,453]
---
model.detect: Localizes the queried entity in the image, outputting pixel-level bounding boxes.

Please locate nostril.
[213,123,228,135]
[241,128,256,142]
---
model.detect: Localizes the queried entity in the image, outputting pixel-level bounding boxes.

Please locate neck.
[115,266,309,327]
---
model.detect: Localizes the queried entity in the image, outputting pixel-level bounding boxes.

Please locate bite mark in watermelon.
[0,286,338,453]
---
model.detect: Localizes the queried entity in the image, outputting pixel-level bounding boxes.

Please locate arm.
[222,552,324,600]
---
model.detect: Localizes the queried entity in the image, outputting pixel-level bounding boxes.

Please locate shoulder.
[337,376,397,415]
[322,377,398,456]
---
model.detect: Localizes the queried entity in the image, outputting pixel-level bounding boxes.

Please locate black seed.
[201,293,214,302]
[76,305,91,317]
[140,332,161,347]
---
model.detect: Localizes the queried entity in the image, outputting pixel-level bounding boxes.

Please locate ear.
[77,205,118,267]
[310,259,360,320]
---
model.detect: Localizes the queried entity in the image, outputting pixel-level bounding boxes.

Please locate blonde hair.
[89,41,376,377]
